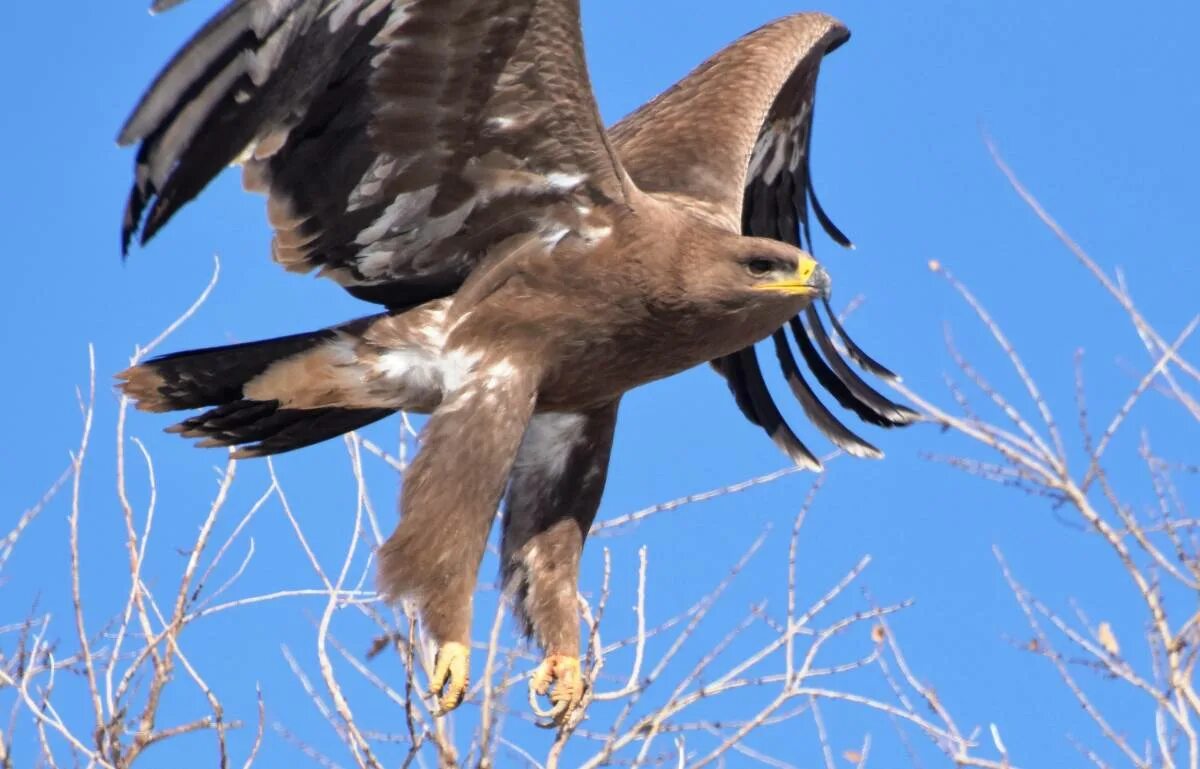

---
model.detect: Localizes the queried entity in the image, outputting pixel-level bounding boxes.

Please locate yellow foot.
[528,654,584,726]
[429,641,470,715]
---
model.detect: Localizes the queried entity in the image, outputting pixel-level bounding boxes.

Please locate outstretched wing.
[609,13,916,468]
[121,0,628,309]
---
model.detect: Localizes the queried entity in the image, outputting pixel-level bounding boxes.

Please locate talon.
[528,654,584,727]
[429,641,470,715]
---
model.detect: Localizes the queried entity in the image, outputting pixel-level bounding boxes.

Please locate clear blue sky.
[3,1,1198,766]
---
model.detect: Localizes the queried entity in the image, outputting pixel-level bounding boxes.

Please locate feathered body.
[115,0,915,720]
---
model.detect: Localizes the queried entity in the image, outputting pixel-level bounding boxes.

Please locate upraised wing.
[609,13,917,468]
[121,0,628,309]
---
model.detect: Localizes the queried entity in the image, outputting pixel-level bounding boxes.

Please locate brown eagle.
[116,0,916,722]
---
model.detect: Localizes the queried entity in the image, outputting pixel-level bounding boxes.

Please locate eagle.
[116,0,916,723]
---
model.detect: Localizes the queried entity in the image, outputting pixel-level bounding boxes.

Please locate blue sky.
[3,1,1198,766]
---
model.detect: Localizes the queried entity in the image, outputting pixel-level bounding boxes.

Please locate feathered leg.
[501,401,619,724]
[379,363,539,714]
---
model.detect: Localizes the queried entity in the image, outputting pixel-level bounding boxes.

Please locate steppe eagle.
[116,0,916,723]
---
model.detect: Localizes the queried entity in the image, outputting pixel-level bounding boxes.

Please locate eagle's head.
[739,240,830,302]
[690,235,829,312]
[665,233,830,358]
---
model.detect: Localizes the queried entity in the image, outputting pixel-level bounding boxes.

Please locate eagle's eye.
[745,258,775,277]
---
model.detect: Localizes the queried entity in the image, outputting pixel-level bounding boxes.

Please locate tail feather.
[119,326,346,412]
[118,315,396,457]
[176,401,393,458]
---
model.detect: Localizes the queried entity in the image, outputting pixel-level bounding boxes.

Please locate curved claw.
[528,682,569,724]
[429,641,470,716]
[528,654,584,728]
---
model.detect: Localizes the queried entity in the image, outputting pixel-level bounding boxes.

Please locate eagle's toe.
[429,641,470,716]
[529,654,584,727]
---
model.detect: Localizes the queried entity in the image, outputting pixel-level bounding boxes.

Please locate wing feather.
[791,314,917,427]
[610,13,912,465]
[121,0,627,311]
[713,348,822,471]
[770,330,882,459]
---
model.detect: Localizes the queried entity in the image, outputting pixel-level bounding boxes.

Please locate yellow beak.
[753,258,829,296]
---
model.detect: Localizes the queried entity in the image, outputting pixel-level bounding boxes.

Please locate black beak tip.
[813,264,832,299]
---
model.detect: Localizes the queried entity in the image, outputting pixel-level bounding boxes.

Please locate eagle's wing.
[609,13,916,468]
[121,0,628,308]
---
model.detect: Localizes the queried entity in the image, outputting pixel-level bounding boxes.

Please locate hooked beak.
[753,258,831,299]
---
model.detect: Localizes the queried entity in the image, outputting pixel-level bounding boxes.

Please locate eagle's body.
[116,0,915,722]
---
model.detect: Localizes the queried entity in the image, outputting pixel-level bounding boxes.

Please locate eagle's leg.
[501,403,619,724]
[378,363,539,715]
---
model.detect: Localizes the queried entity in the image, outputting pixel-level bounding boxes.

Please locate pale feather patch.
[375,349,444,399]
[349,152,591,279]
[355,189,473,280]
[243,335,363,408]
[357,301,478,408]
[579,222,612,244]
[241,303,492,412]
[540,224,570,248]
[787,103,812,174]
[116,366,171,412]
[354,185,438,246]
[440,347,484,393]
[375,0,416,40]
[348,156,399,211]
[231,127,290,169]
[484,358,518,384]
[747,112,807,186]
[327,0,394,32]
[272,237,315,273]
[416,304,449,348]
[546,172,586,191]
[514,413,587,483]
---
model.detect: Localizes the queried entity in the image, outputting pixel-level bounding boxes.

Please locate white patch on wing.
[746,131,776,182]
[514,413,588,482]
[762,136,788,184]
[440,347,484,393]
[540,223,570,248]
[352,162,597,280]
[355,190,476,281]
[546,172,586,190]
[375,348,444,398]
[747,113,806,187]
[579,223,612,244]
[371,0,414,39]
[373,338,483,405]
[417,305,449,348]
[786,103,811,175]
[348,156,399,211]
[355,185,438,247]
[327,0,392,32]
[484,358,518,384]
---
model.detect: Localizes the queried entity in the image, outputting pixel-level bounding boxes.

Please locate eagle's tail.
[117,316,395,458]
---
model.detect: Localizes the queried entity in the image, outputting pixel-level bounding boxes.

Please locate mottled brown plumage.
[116,0,913,721]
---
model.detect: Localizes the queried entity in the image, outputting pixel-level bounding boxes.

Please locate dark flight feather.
[735,347,823,470]
[799,309,918,425]
[770,329,881,458]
